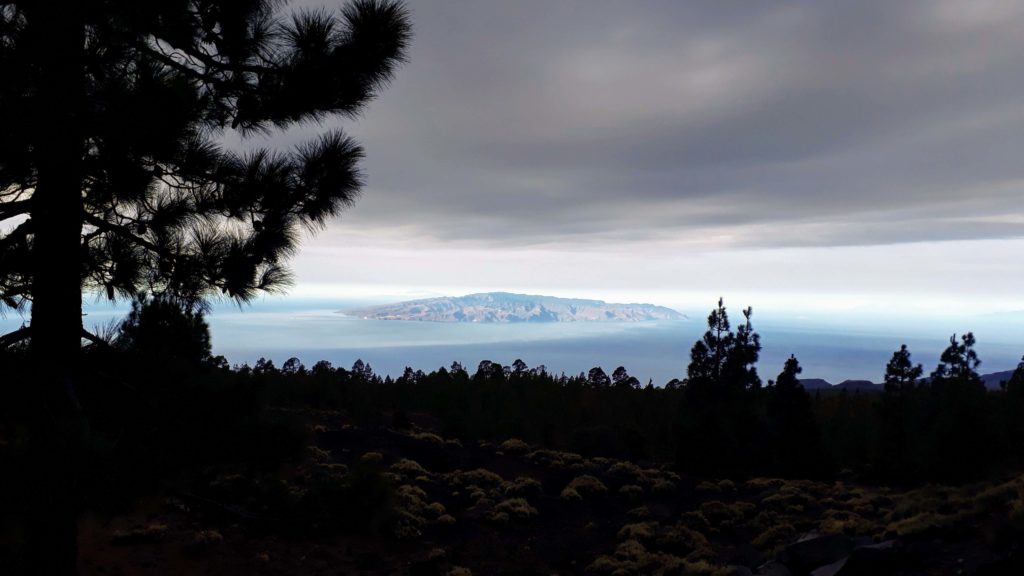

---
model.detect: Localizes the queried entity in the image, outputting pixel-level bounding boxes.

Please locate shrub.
[494,498,539,521]
[111,523,168,545]
[486,511,510,525]
[617,522,658,542]
[627,506,650,519]
[190,529,224,549]
[656,524,712,558]
[619,484,644,500]
[448,468,504,488]
[528,449,589,470]
[699,501,742,526]
[651,479,676,496]
[696,481,721,494]
[503,476,542,498]
[560,487,583,502]
[761,491,810,509]
[391,459,429,477]
[306,445,331,464]
[425,502,447,518]
[565,475,608,498]
[819,509,875,536]
[360,452,384,464]
[499,438,531,454]
[886,512,955,538]
[412,432,445,445]
[608,461,645,482]
[752,523,796,550]
[746,477,785,491]
[680,511,711,531]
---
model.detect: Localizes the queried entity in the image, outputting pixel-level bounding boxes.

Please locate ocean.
[4,298,1023,384]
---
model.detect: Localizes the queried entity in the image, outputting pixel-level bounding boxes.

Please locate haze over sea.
[7,295,1022,385]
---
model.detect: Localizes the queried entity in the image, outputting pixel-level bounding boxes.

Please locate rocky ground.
[78,411,1024,575]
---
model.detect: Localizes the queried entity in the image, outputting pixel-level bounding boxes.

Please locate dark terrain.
[74,409,1024,576]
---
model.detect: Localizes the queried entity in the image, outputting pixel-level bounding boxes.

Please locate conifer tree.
[767,355,823,476]
[679,299,762,475]
[879,344,924,480]
[930,333,983,390]
[687,297,733,384]
[1,0,409,390]
[1,4,409,567]
[723,306,762,389]
[927,333,988,481]
[884,344,923,393]
[1003,355,1024,395]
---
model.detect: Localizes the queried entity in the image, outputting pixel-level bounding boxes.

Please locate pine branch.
[138,43,234,89]
[0,218,31,252]
[0,325,30,349]
[83,213,170,259]
[0,198,30,220]
[80,328,108,347]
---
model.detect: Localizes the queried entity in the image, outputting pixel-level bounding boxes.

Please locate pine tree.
[927,333,988,481]
[1003,355,1024,395]
[679,299,762,475]
[884,344,923,393]
[1,1,409,386]
[879,345,923,480]
[723,306,762,390]
[687,297,733,384]
[930,333,983,391]
[767,355,823,477]
[1,5,409,568]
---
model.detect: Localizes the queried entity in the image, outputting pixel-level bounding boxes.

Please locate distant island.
[342,292,687,323]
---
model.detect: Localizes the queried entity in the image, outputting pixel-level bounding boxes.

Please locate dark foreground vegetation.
[4,298,1024,574]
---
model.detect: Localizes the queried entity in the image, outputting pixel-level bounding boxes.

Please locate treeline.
[3,298,1023,490]
[236,299,1024,485]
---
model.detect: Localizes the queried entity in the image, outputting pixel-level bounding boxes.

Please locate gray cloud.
[257,0,1024,249]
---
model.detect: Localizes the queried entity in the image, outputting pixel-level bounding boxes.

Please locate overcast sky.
[238,0,1024,316]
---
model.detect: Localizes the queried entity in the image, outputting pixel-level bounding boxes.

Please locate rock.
[780,533,853,574]
[832,540,903,575]
[811,557,848,576]
[754,560,793,576]
[727,566,754,576]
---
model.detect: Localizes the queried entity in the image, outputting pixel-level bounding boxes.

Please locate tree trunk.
[25,3,86,574]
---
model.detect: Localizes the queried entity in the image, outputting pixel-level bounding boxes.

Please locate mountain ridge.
[800,371,1015,392]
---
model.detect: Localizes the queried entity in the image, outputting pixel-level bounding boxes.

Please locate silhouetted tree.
[588,366,611,388]
[927,333,988,480]
[723,306,762,390]
[311,360,334,377]
[878,344,924,480]
[612,366,640,389]
[352,358,376,381]
[512,358,528,375]
[930,333,983,390]
[767,355,824,476]
[687,298,733,385]
[1001,356,1024,466]
[884,344,923,393]
[678,299,763,476]
[1,2,409,570]
[1003,355,1024,395]
[116,296,213,371]
[282,357,306,375]
[255,357,279,375]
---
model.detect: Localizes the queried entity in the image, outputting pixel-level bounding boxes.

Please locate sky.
[232,1,1024,318]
